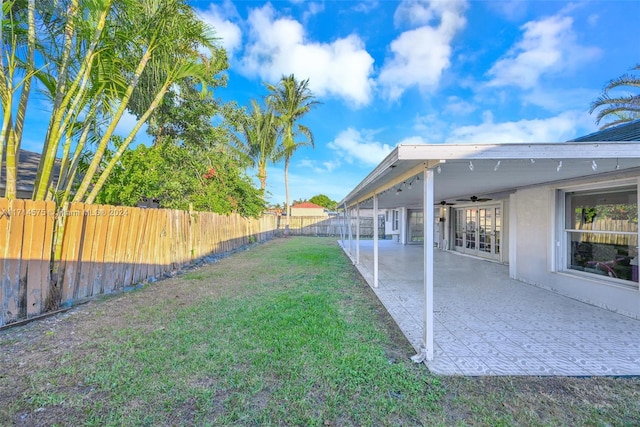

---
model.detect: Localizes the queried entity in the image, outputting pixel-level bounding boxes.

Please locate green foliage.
[590,64,640,129]
[96,142,265,217]
[97,71,266,218]
[291,198,307,206]
[309,194,338,210]
[0,0,230,202]
[234,99,279,193]
[266,74,318,216]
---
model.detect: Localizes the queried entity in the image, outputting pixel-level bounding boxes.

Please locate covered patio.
[342,240,640,376]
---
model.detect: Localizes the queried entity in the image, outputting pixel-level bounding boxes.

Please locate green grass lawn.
[1,237,639,426]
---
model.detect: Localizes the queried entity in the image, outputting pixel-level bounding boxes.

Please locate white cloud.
[303,2,325,22]
[485,0,528,21]
[352,1,379,14]
[444,96,477,115]
[327,128,394,165]
[413,113,447,142]
[240,4,375,107]
[378,0,467,101]
[487,14,601,89]
[522,87,598,113]
[322,159,341,172]
[446,110,594,143]
[197,1,242,55]
[297,158,341,173]
[398,136,428,145]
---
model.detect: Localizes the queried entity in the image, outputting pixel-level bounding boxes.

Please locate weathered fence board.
[0,199,56,324]
[0,199,285,326]
[4,199,26,322]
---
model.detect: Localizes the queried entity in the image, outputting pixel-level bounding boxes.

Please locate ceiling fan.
[436,200,456,206]
[456,195,492,203]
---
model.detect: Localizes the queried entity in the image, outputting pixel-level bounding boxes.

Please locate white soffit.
[341,142,640,209]
[397,142,640,160]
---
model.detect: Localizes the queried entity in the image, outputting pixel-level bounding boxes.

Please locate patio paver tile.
[342,240,640,376]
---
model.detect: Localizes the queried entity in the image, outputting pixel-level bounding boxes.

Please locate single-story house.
[339,120,640,363]
[290,201,328,217]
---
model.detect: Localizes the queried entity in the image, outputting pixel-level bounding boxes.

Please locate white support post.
[356,203,360,265]
[347,207,353,253]
[412,167,434,363]
[373,193,379,288]
[340,202,347,249]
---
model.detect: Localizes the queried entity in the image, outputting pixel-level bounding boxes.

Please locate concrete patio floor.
[340,239,640,376]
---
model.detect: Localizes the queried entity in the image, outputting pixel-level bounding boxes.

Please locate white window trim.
[555,177,639,289]
[392,210,399,231]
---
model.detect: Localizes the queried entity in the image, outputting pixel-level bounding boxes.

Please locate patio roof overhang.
[339,141,640,210]
[339,140,640,364]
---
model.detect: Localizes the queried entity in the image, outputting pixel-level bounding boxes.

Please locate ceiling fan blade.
[455,196,491,202]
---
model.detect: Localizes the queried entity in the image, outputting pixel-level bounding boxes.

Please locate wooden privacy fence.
[0,198,278,326]
[285,216,378,237]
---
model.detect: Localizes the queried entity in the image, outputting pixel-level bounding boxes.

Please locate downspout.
[412,166,434,363]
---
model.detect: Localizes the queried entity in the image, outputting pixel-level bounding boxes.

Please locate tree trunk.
[5,131,17,199]
[5,0,36,200]
[84,79,171,203]
[258,160,267,196]
[73,44,154,202]
[34,0,112,200]
[0,110,11,198]
[33,0,80,200]
[284,157,290,236]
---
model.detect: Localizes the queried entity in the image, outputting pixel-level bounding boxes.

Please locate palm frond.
[590,64,640,129]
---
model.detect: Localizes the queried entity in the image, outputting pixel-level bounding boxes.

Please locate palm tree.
[266,74,318,233]
[76,0,223,204]
[238,100,279,196]
[590,64,640,129]
[1,0,37,199]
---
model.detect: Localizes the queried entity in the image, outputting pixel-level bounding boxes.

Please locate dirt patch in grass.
[1,237,639,426]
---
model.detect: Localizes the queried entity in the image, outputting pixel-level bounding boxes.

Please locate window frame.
[557,178,639,289]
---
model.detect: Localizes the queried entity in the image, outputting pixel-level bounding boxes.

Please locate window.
[392,210,399,231]
[563,185,638,286]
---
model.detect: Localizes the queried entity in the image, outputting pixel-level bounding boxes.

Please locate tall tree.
[590,64,640,129]
[1,0,37,199]
[236,99,279,196]
[16,0,224,204]
[266,74,318,233]
[97,73,265,217]
[309,194,338,211]
[76,0,224,204]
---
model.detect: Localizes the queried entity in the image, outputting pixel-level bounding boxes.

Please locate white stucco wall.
[512,185,640,319]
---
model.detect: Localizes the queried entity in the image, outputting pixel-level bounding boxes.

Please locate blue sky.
[19,1,640,206]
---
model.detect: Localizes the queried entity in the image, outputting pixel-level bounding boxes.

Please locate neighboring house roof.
[569,119,640,142]
[292,202,325,209]
[0,149,61,196]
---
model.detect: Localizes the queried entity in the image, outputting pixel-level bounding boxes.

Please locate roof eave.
[397,142,640,161]
[338,146,400,206]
